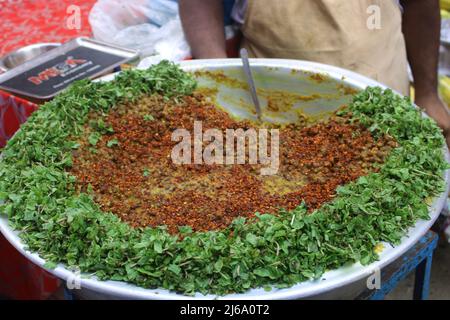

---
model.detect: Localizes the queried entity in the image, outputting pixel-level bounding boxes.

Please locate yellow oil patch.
[261,175,308,195]
[374,243,385,254]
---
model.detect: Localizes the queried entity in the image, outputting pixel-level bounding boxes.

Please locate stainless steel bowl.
[0,43,60,72]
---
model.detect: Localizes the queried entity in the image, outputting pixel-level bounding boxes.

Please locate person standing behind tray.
[179,0,450,148]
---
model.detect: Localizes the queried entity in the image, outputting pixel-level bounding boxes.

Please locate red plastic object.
[0,90,38,148]
[1,0,95,57]
[0,233,60,300]
[0,91,60,300]
[0,0,97,300]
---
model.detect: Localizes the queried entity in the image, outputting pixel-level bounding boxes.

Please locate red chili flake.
[69,93,395,234]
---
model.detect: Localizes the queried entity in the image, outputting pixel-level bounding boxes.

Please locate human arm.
[401,0,450,147]
[179,0,228,59]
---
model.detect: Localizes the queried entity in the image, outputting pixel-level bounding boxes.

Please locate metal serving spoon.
[240,48,262,121]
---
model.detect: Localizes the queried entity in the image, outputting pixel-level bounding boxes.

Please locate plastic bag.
[89,0,190,60]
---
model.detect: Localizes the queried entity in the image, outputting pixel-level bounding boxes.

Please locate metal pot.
[0,43,60,72]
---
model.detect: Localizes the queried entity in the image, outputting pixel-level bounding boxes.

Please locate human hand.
[415,93,450,149]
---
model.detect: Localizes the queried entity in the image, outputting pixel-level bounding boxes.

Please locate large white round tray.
[1,59,449,299]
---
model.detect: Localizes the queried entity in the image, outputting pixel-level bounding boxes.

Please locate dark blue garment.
[223,0,235,25]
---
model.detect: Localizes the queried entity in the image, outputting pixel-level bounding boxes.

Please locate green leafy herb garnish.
[143,114,154,121]
[88,132,101,146]
[90,118,114,135]
[107,139,119,148]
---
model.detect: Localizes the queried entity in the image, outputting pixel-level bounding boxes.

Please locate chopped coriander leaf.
[88,132,101,146]
[143,114,155,121]
[90,118,114,134]
[107,139,119,148]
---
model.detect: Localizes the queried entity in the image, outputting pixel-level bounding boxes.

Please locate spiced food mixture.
[70,93,396,233]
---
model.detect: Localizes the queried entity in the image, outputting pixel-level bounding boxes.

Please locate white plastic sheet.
[89,0,190,60]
